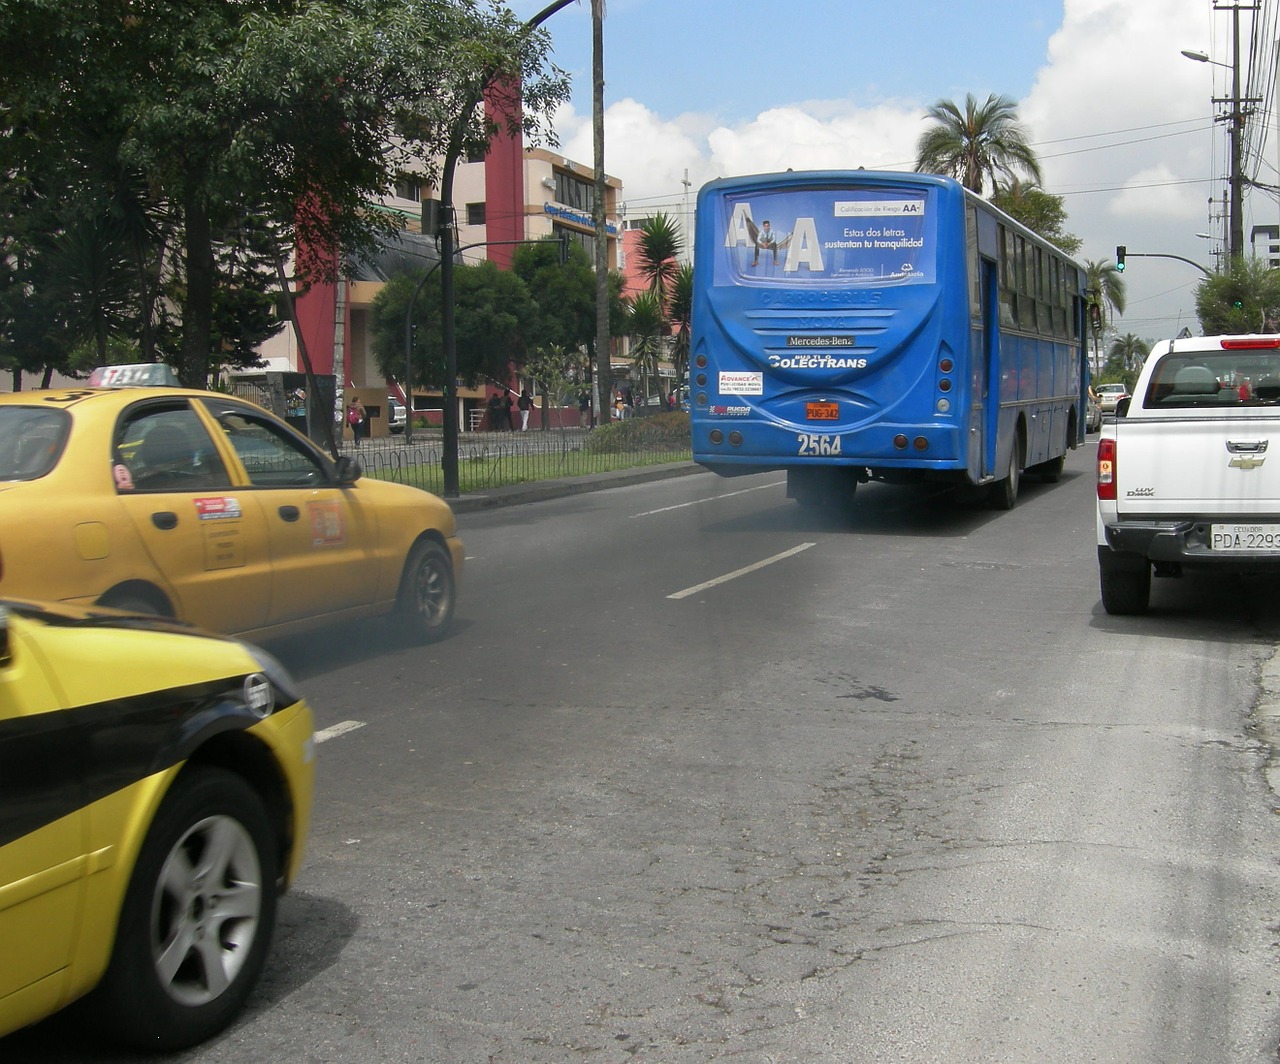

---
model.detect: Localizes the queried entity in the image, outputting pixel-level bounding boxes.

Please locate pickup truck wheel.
[1099,558,1151,615]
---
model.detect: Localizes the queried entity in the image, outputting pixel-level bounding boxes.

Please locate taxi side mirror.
[334,455,362,485]
[1115,396,1131,417]
[0,607,10,668]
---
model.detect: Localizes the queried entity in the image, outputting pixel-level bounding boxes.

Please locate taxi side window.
[115,408,231,492]
[217,411,325,488]
[0,408,68,481]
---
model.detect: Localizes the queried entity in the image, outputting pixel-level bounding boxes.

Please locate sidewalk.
[446,460,707,514]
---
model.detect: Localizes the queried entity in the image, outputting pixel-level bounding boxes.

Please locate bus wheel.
[1031,452,1066,483]
[990,436,1022,510]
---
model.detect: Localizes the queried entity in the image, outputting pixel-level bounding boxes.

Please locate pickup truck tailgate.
[1116,415,1280,516]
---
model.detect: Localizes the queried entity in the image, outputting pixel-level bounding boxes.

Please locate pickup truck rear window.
[1144,353,1280,408]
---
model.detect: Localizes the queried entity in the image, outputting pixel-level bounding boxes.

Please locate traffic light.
[1116,245,1126,272]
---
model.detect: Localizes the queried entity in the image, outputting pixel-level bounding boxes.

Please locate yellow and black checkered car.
[0,598,313,1051]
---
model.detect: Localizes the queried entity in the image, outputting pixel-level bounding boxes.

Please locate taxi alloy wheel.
[397,540,455,644]
[93,767,278,1051]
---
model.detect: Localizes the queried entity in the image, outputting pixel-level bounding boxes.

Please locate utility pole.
[1226,1,1247,261]
[1184,5,1259,263]
[592,0,611,425]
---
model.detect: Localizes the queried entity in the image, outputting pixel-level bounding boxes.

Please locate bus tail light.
[1097,437,1117,500]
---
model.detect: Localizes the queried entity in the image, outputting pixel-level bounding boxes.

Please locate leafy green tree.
[522,342,579,428]
[0,0,568,387]
[1195,256,1280,334]
[915,92,1042,195]
[991,179,1082,255]
[511,238,597,359]
[369,259,536,391]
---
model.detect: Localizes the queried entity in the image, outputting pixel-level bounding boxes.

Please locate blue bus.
[690,171,1088,510]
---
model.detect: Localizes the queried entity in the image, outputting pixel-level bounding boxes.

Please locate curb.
[1256,646,1280,801]
[448,461,708,514]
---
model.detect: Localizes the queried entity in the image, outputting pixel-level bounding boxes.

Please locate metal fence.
[343,427,692,495]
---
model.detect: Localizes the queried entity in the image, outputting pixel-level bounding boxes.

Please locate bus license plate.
[1210,523,1280,551]
[806,401,839,421]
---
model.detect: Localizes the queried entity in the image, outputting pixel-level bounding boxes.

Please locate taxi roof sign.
[88,364,180,388]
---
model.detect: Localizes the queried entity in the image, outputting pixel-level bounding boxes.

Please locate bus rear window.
[712,187,936,288]
[1145,353,1280,407]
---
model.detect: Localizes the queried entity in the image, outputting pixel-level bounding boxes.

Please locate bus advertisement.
[689,171,1088,511]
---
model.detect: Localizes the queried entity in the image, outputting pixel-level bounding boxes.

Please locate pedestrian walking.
[487,391,504,431]
[517,387,533,431]
[346,397,366,444]
[578,389,591,429]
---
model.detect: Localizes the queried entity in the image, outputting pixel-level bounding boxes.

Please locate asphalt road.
[11,443,1280,1062]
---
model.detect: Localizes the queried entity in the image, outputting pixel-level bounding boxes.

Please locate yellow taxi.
[0,386,463,642]
[0,597,314,1050]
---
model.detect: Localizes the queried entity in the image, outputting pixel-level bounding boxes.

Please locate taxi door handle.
[277,505,300,522]
[151,512,178,531]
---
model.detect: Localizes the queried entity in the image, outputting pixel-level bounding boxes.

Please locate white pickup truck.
[1096,333,1280,614]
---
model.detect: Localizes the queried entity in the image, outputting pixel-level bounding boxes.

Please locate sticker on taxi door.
[308,501,347,547]
[194,496,246,570]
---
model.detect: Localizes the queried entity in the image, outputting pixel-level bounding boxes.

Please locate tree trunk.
[180,186,215,388]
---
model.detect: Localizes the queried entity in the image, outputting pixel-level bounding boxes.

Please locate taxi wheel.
[397,540,455,643]
[92,767,278,1051]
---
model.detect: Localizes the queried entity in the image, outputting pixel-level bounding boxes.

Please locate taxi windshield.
[0,407,70,480]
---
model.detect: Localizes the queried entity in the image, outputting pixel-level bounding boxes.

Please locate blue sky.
[511,0,1064,131]
[503,1,1255,341]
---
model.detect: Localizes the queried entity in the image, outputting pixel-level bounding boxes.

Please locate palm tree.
[915,92,1042,196]
[1084,258,1127,323]
[668,262,693,391]
[633,212,683,303]
[1084,257,1126,377]
[1108,333,1149,374]
[625,289,666,402]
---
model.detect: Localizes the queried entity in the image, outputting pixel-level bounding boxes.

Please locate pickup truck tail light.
[1097,437,1117,500]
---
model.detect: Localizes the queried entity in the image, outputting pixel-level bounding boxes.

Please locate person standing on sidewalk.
[517,387,533,431]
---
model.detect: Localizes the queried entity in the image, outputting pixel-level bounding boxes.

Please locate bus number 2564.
[797,434,842,456]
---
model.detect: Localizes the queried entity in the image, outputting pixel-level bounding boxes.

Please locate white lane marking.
[667,542,817,600]
[632,479,785,517]
[315,720,367,743]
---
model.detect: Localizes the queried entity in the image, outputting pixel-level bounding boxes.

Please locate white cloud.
[550,0,1245,336]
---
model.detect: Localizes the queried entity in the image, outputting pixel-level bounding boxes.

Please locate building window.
[394,176,422,202]
[555,170,594,213]
[466,202,486,226]
[554,222,595,260]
